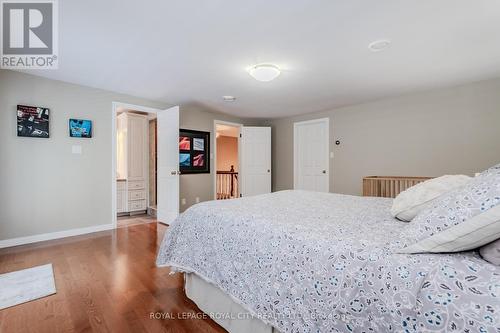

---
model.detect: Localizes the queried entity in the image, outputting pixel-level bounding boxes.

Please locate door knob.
[267,169,270,173]
[322,170,326,174]
[171,171,177,175]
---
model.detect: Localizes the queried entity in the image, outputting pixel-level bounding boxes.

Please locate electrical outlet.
[181,198,186,205]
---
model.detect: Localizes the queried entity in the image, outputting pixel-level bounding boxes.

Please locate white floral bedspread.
[157,190,499,332]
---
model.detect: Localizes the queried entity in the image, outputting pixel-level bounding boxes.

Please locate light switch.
[210,153,214,159]
[72,145,82,154]
[330,152,334,159]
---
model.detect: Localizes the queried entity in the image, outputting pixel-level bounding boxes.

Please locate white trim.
[293,117,330,192]
[0,224,114,249]
[213,120,243,199]
[111,102,162,229]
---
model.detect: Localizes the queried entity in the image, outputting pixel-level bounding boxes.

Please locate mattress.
[157,190,500,332]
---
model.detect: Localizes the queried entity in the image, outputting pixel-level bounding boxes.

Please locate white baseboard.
[0,224,115,249]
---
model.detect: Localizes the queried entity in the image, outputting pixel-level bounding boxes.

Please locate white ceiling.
[23,0,500,118]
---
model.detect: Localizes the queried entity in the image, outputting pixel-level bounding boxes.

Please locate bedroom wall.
[0,70,252,241]
[0,70,168,241]
[267,78,500,195]
[179,106,258,212]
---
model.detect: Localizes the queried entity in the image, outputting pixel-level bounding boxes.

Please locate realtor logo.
[1,0,58,69]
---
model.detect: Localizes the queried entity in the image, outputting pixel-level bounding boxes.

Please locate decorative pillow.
[399,164,500,253]
[479,239,500,265]
[390,175,471,222]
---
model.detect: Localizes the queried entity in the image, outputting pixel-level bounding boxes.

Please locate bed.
[156,190,499,332]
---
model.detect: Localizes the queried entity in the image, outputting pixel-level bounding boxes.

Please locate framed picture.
[17,105,50,138]
[69,119,92,138]
[179,129,210,174]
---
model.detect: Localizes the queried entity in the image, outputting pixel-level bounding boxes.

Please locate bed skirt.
[184,273,276,333]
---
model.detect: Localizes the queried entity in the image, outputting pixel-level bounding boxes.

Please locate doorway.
[111,103,180,228]
[115,109,156,227]
[293,118,330,192]
[148,118,157,213]
[214,121,241,200]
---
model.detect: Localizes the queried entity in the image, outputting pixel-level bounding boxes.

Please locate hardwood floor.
[117,214,157,228]
[0,223,226,333]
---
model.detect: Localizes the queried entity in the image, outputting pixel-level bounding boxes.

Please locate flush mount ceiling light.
[248,64,281,82]
[368,39,391,52]
[222,95,236,102]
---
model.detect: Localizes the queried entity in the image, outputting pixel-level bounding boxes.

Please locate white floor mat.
[0,263,56,310]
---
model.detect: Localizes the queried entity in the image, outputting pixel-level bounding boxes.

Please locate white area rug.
[0,263,56,310]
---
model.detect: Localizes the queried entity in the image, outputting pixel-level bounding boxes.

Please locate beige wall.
[4,69,498,240]
[0,70,168,240]
[266,78,500,195]
[216,136,238,172]
[0,70,262,240]
[179,105,258,211]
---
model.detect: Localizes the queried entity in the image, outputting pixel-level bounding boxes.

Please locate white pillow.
[390,175,471,221]
[399,164,500,253]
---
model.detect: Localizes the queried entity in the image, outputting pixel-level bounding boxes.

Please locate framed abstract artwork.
[69,119,92,138]
[17,105,50,138]
[179,129,210,174]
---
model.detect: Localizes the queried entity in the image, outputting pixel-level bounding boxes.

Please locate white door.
[294,118,329,192]
[241,127,271,197]
[157,106,180,224]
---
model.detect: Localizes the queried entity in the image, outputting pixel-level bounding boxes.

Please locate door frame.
[213,120,242,199]
[111,102,164,229]
[293,117,330,192]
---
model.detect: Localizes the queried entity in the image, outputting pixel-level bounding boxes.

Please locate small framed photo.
[179,136,191,150]
[179,129,210,174]
[17,105,50,138]
[69,119,92,138]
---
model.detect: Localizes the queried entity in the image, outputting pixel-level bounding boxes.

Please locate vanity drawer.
[128,180,145,190]
[128,190,146,201]
[128,200,146,211]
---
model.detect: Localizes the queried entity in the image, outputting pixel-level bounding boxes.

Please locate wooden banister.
[216,171,239,199]
[363,176,432,198]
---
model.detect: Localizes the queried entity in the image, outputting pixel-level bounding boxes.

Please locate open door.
[240,127,271,197]
[157,106,179,224]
